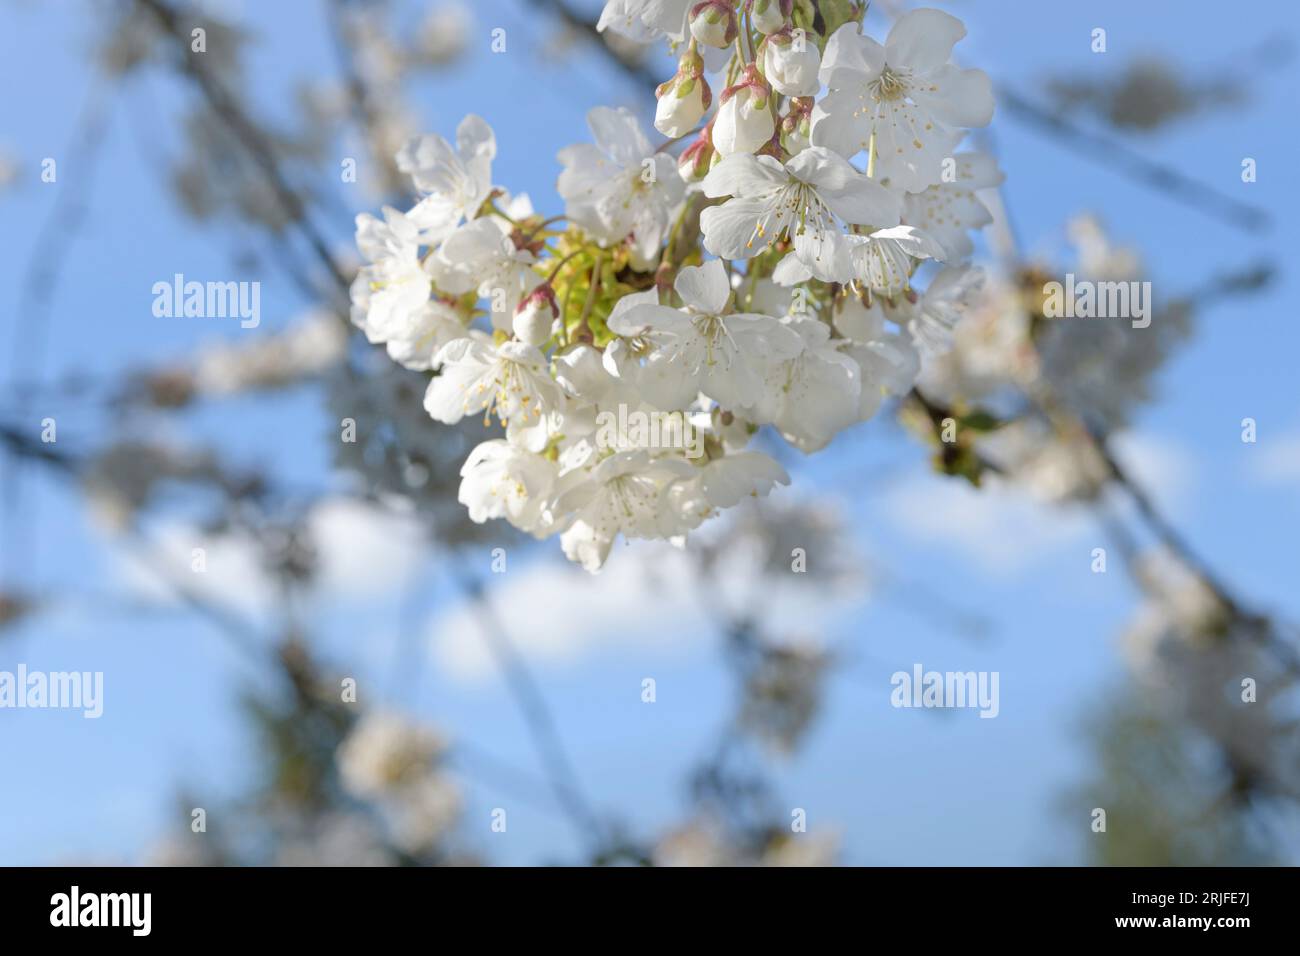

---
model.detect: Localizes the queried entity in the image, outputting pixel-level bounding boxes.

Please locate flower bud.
[678,127,716,181]
[780,96,813,155]
[688,0,737,49]
[712,65,775,157]
[513,283,559,346]
[762,28,820,96]
[654,48,711,138]
[748,0,791,35]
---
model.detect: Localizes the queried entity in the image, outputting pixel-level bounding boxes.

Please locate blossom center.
[874,65,911,102]
[747,182,832,251]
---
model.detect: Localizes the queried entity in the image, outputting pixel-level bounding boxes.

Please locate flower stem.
[577,252,604,342]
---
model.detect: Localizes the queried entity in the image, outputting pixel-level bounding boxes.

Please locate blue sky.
[1,0,1297,865]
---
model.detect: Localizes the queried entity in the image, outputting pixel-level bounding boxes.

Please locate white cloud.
[114,523,275,616]
[1247,431,1300,486]
[878,431,1195,576]
[879,473,1091,574]
[428,542,706,681]
[307,497,427,600]
[111,496,428,617]
[428,530,863,682]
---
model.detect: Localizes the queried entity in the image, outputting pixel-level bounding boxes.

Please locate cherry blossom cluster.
[349,3,1001,571]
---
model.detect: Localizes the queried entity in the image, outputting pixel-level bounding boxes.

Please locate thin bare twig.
[136,0,351,301]
[452,567,609,851]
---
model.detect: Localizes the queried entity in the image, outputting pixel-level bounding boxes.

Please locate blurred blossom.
[654,819,839,866]
[981,418,1111,503]
[351,12,406,89]
[923,215,1191,431]
[653,822,731,867]
[414,3,472,67]
[918,272,1033,402]
[101,9,247,78]
[145,834,221,868]
[738,638,830,755]
[1116,550,1300,801]
[337,712,463,855]
[1068,215,1143,280]
[381,775,463,853]
[1121,549,1232,682]
[193,310,348,396]
[276,812,396,867]
[337,711,450,797]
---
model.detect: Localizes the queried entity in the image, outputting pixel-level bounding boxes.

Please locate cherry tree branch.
[132,0,617,857]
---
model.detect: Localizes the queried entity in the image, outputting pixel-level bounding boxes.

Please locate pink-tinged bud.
[761,27,820,96]
[678,127,715,181]
[748,0,792,35]
[712,65,774,157]
[513,283,559,346]
[654,48,711,138]
[688,0,737,49]
[780,96,813,154]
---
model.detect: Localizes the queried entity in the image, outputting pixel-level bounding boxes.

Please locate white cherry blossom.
[666,451,791,528]
[554,451,696,571]
[396,114,496,240]
[655,48,711,138]
[458,439,559,537]
[894,263,985,354]
[811,9,994,192]
[833,296,921,419]
[429,217,538,332]
[901,150,1004,260]
[752,314,862,451]
[558,107,685,263]
[596,0,691,42]
[608,259,802,411]
[844,224,947,295]
[348,7,1001,573]
[700,147,901,282]
[351,207,459,370]
[424,338,564,450]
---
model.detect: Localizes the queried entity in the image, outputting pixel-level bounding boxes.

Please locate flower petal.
[808,90,875,160]
[586,106,652,167]
[701,153,787,199]
[819,22,884,88]
[455,114,496,162]
[700,196,771,259]
[787,146,901,226]
[885,8,966,72]
[674,259,732,314]
[908,65,995,128]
